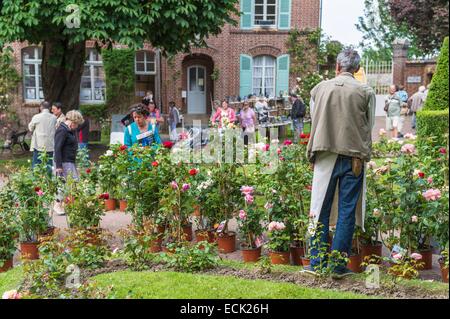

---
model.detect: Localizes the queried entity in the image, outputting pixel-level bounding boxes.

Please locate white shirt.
[28,109,57,152]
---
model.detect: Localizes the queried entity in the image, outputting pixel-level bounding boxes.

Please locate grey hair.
[336,49,361,73]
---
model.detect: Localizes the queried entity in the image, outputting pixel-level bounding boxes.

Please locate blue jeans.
[32,150,54,174]
[310,155,364,273]
[78,143,88,149]
[292,118,304,143]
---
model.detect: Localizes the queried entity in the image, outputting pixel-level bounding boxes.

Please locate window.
[80,49,106,103]
[253,55,276,97]
[254,0,277,26]
[135,51,156,75]
[22,47,43,101]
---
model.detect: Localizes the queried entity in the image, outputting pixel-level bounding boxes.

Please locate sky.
[321,0,366,50]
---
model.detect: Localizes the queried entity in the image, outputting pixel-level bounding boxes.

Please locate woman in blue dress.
[124,105,162,147]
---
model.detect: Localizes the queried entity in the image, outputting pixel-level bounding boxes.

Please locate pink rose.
[422,188,441,201]
[283,139,293,146]
[170,181,179,190]
[392,253,403,260]
[245,194,254,204]
[239,210,247,220]
[2,290,22,299]
[275,222,286,231]
[182,183,190,192]
[411,215,418,223]
[427,177,433,184]
[240,186,254,196]
[410,253,422,260]
[36,190,44,196]
[401,144,416,155]
[277,148,282,155]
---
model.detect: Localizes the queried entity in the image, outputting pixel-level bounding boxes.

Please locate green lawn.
[92,270,370,299]
[0,267,23,293]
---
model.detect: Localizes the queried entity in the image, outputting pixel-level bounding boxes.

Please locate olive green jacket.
[307,72,376,162]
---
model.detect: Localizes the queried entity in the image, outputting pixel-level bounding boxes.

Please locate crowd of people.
[384,83,429,139]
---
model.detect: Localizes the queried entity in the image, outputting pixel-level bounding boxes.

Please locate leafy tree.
[424,37,449,111]
[0,0,239,111]
[356,0,426,60]
[388,0,449,55]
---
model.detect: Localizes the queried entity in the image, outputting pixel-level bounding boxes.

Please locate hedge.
[424,37,449,111]
[79,103,107,122]
[102,48,135,113]
[416,109,449,146]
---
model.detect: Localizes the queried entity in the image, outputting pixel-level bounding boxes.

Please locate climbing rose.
[410,253,422,260]
[239,210,247,220]
[422,189,441,201]
[401,144,416,154]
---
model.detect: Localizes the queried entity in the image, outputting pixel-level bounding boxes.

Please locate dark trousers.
[310,155,364,273]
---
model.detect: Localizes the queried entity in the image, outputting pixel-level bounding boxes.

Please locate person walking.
[396,85,409,138]
[238,101,257,145]
[305,49,376,278]
[385,85,402,139]
[51,102,66,129]
[28,101,57,170]
[290,93,306,143]
[408,86,426,130]
[168,101,181,142]
[53,110,85,215]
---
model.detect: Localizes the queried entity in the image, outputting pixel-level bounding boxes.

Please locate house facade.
[8,0,322,129]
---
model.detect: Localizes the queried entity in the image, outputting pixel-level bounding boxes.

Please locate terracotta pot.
[104,199,117,211]
[417,248,433,270]
[290,245,305,266]
[347,253,363,273]
[20,242,39,260]
[439,260,449,283]
[0,258,13,273]
[183,224,193,242]
[195,230,216,244]
[241,246,262,263]
[269,251,290,265]
[119,200,127,212]
[361,242,383,260]
[301,257,310,267]
[217,232,236,254]
[150,238,162,253]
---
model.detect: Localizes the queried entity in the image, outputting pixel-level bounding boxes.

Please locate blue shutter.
[278,0,291,30]
[276,54,290,97]
[241,0,253,29]
[240,54,253,98]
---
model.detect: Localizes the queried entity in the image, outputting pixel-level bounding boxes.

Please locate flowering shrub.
[385,252,425,280]
[266,221,290,252]
[0,187,20,267]
[236,186,264,249]
[161,241,219,272]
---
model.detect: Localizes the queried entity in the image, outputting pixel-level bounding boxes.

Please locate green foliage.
[161,242,219,273]
[0,187,20,264]
[416,110,449,145]
[102,49,135,113]
[424,37,449,111]
[79,103,107,122]
[0,46,20,113]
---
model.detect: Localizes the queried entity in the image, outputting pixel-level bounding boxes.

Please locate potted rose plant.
[97,147,120,211]
[266,221,291,265]
[237,186,264,262]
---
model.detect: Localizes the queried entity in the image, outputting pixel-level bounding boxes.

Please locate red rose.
[300,133,307,139]
[439,148,447,154]
[152,161,159,167]
[86,168,91,174]
[120,145,128,151]
[163,141,174,149]
[418,172,425,178]
[283,140,293,146]
[189,168,198,176]
[34,186,41,192]
[99,193,110,200]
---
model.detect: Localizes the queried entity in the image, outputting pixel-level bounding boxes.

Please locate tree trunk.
[42,39,86,113]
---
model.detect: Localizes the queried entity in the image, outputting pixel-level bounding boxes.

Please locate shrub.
[424,37,449,111]
[162,242,219,272]
[416,109,449,145]
[79,103,107,122]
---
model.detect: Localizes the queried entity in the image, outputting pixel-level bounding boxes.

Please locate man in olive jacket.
[305,49,376,278]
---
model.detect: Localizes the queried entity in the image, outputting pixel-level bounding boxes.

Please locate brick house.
[7,0,322,130]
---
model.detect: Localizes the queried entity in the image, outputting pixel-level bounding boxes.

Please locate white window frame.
[254,0,278,27]
[135,51,156,75]
[22,47,44,103]
[252,55,276,98]
[80,49,106,104]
